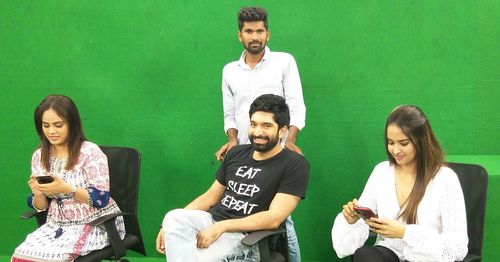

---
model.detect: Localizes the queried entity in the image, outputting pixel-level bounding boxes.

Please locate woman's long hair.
[384,105,443,224]
[34,95,86,171]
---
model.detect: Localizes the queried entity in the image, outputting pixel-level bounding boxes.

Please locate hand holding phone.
[36,175,54,184]
[353,206,377,220]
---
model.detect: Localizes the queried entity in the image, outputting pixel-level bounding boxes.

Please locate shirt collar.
[238,46,271,69]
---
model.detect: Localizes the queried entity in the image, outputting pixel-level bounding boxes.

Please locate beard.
[244,40,266,55]
[249,133,280,152]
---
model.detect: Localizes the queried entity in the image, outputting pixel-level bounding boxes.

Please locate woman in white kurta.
[331,105,467,262]
[12,95,125,262]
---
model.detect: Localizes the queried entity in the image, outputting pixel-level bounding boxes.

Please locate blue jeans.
[286,216,301,262]
[162,209,260,262]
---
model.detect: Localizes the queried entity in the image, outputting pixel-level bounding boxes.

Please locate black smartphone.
[36,176,54,184]
[354,206,378,220]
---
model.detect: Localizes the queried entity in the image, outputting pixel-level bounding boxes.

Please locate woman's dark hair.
[384,105,443,224]
[237,6,268,31]
[249,94,290,129]
[34,95,86,171]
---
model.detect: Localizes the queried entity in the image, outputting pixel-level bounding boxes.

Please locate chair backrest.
[447,162,488,258]
[99,145,146,255]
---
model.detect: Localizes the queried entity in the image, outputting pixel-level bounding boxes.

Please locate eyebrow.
[387,138,411,143]
[250,121,275,125]
[42,121,64,125]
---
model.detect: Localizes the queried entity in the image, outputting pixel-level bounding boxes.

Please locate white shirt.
[222,46,306,144]
[331,161,468,262]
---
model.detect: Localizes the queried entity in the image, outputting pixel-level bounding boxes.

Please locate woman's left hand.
[37,176,71,196]
[365,218,405,239]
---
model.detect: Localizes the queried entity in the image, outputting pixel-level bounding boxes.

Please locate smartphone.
[354,206,377,220]
[36,176,54,184]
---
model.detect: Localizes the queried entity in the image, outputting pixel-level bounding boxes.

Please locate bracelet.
[31,194,47,212]
[87,190,93,207]
[69,185,77,197]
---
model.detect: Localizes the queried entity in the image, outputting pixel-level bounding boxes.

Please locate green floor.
[0,257,333,262]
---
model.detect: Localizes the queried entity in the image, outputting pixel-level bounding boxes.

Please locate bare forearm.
[59,183,91,206]
[287,126,300,143]
[73,187,91,205]
[185,193,220,211]
[226,128,238,141]
[185,181,226,211]
[32,194,49,210]
[217,211,285,233]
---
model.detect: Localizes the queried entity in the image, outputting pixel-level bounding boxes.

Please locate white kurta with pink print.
[13,141,125,262]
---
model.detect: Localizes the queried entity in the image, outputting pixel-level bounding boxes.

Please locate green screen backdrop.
[1,1,498,261]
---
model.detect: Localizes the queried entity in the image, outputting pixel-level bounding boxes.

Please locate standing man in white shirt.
[214,6,307,262]
[215,6,306,161]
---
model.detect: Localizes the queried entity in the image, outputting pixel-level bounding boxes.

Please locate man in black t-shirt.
[156,94,310,262]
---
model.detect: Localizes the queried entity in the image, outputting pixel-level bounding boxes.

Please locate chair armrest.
[89,212,122,226]
[241,228,286,246]
[88,212,126,259]
[20,209,38,220]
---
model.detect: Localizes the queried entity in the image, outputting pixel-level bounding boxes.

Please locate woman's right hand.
[28,174,44,196]
[342,198,360,224]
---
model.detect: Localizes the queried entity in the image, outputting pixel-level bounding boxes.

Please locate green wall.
[1,1,498,261]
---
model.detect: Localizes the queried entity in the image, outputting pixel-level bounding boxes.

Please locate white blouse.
[331,161,468,261]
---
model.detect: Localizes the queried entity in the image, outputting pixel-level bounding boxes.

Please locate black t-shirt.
[209,144,310,221]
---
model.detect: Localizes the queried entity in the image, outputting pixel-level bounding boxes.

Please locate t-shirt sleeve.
[214,146,241,186]
[215,165,226,186]
[277,155,310,198]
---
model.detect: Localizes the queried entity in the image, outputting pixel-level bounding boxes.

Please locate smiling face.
[248,111,284,153]
[41,108,69,147]
[238,21,270,55]
[386,124,416,168]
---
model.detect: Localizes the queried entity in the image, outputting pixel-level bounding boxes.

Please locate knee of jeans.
[162,208,185,231]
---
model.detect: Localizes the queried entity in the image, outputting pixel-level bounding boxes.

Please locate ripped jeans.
[162,209,260,262]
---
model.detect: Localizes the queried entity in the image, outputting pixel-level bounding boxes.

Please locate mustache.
[251,135,269,140]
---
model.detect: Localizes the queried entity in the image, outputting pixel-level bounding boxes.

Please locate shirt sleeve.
[282,55,306,130]
[401,169,468,261]
[81,143,111,209]
[82,143,109,191]
[215,145,240,186]
[331,212,370,258]
[222,67,237,133]
[277,154,310,198]
[331,165,381,258]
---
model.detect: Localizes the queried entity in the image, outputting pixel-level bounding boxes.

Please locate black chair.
[447,162,488,262]
[21,145,146,261]
[242,223,288,262]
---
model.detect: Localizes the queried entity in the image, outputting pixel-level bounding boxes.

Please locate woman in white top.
[331,105,468,262]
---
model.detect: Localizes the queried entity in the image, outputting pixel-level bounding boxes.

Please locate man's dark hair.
[249,94,290,129]
[237,7,268,31]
